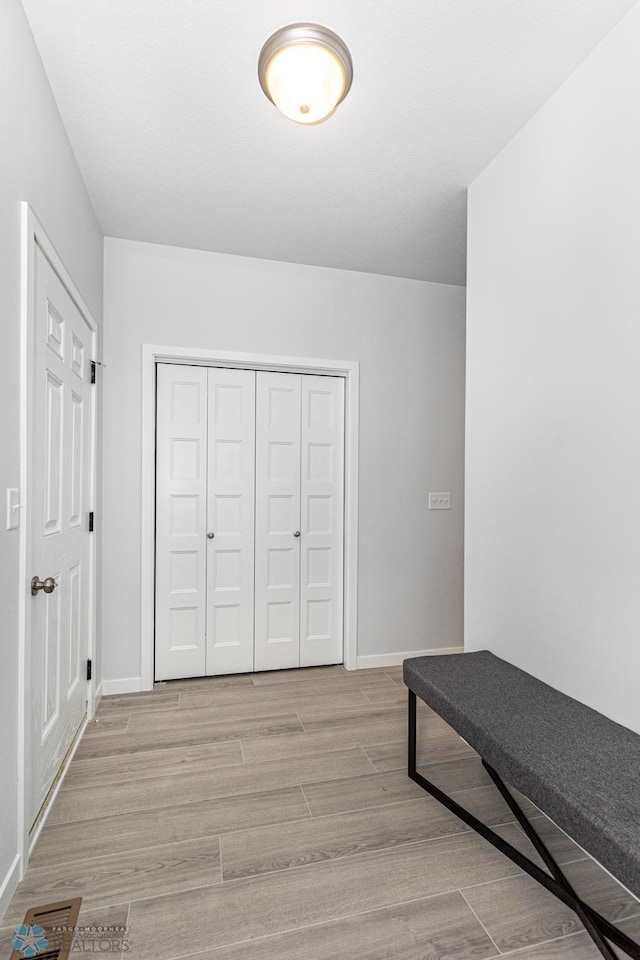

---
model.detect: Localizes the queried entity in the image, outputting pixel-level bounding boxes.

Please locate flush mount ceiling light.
[258,23,353,125]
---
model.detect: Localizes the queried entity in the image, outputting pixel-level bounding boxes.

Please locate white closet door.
[155,365,208,680]
[300,376,345,666]
[254,372,302,671]
[206,368,256,675]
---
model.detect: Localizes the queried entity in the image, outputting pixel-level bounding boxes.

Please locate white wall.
[466,3,640,732]
[0,0,103,918]
[102,238,465,685]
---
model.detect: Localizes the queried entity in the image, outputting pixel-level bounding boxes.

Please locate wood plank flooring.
[3,664,639,960]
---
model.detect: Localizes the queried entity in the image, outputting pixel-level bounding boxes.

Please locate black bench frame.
[408,689,640,960]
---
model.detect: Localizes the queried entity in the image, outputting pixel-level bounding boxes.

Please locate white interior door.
[155,364,208,680]
[29,244,92,828]
[206,368,256,675]
[156,365,345,679]
[254,372,302,671]
[300,375,344,666]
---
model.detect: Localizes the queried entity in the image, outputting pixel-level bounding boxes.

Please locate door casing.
[18,203,99,875]
[141,344,359,690]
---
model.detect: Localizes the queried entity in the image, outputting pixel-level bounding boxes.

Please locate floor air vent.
[10,897,82,960]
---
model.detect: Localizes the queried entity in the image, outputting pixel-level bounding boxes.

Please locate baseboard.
[0,853,21,924]
[94,680,103,706]
[101,677,143,696]
[356,647,463,669]
[105,656,465,687]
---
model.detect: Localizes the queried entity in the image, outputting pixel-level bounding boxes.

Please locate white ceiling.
[21,0,638,284]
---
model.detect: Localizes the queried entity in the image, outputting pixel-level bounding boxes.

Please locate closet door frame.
[140,345,359,691]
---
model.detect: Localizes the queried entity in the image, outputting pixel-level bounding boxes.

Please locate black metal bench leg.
[406,689,640,960]
[408,689,417,778]
[481,761,619,960]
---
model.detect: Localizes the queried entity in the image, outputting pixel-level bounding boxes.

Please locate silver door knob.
[207,532,215,539]
[31,576,57,596]
[293,530,301,538]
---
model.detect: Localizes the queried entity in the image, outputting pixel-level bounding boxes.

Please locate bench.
[403,650,640,960]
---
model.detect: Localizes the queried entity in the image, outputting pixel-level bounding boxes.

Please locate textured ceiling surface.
[20,0,639,283]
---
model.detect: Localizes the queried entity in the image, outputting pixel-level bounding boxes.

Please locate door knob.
[207,532,215,539]
[31,576,57,596]
[293,530,301,538]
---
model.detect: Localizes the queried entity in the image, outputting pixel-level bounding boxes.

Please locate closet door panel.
[206,368,256,675]
[155,364,208,680]
[254,372,301,671]
[300,375,344,666]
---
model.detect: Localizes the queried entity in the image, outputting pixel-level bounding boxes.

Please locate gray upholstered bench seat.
[403,650,640,899]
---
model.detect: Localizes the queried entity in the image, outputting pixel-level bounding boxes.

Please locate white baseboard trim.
[0,853,21,924]
[101,677,143,696]
[94,680,103,706]
[355,647,463,669]
[104,654,464,688]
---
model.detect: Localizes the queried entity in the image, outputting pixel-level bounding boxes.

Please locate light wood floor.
[2,665,639,959]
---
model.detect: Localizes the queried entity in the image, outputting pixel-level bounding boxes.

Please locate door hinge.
[88,511,94,532]
[90,360,96,384]
[86,659,92,681]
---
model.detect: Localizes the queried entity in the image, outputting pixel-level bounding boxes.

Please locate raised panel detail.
[268,442,295,481]
[71,333,84,379]
[268,496,294,534]
[214,440,241,482]
[268,387,297,429]
[307,599,332,639]
[205,368,255,677]
[47,301,64,358]
[214,550,242,591]
[308,443,333,482]
[171,381,201,423]
[67,561,81,692]
[307,547,332,587]
[307,495,333,535]
[215,384,244,429]
[267,548,294,589]
[169,551,199,593]
[45,372,63,534]
[157,367,344,678]
[169,607,199,651]
[42,579,61,737]
[211,604,241,648]
[214,495,242,535]
[69,392,83,526]
[31,246,93,826]
[170,438,200,481]
[170,495,200,536]
[299,375,344,668]
[156,364,208,681]
[308,390,333,430]
[255,372,301,671]
[267,601,294,643]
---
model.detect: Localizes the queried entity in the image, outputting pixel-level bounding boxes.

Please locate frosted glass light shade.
[259,24,353,125]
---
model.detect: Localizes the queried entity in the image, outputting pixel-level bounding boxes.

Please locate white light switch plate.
[6,488,21,530]
[429,492,451,510]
